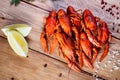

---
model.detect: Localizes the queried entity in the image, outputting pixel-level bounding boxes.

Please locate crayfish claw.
[83,9,97,32]
[49,34,58,54]
[80,32,92,59]
[100,42,109,62]
[57,9,72,37]
[82,52,93,69]
[85,29,102,48]
[40,31,48,53]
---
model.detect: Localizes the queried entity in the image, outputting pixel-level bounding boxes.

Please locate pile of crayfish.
[40,6,111,72]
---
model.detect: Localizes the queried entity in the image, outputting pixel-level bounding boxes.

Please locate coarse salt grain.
[108,52,111,55]
[108,60,112,63]
[110,68,113,72]
[97,61,101,64]
[113,65,119,70]
[112,62,116,66]
[104,64,107,67]
[115,52,119,56]
[113,60,116,63]
[95,78,99,80]
[93,74,96,77]
[95,70,98,73]
[100,67,104,70]
[93,72,98,78]
[95,63,100,68]
[111,55,115,58]
[117,60,120,63]
[109,58,113,62]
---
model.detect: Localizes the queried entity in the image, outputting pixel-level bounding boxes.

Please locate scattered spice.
[11,77,14,80]
[59,73,62,77]
[116,12,119,15]
[101,5,105,9]
[106,9,109,12]
[117,29,119,33]
[100,0,120,23]
[104,2,107,5]
[118,24,120,26]
[108,8,112,11]
[117,17,119,20]
[111,5,116,8]
[113,22,115,25]
[116,7,119,10]
[44,64,47,68]
[101,0,104,5]
[112,27,114,30]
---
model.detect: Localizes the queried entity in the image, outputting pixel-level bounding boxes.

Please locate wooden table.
[0,0,120,80]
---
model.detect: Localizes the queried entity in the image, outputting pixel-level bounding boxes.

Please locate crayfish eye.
[80,17,83,20]
[54,29,57,33]
[44,34,47,39]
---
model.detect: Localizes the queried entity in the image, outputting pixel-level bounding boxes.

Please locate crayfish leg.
[91,48,98,64]
[76,50,83,68]
[108,33,112,42]
[82,52,93,69]
[100,42,109,62]
[71,26,80,49]
[60,50,81,73]
[68,62,81,73]
[40,31,48,53]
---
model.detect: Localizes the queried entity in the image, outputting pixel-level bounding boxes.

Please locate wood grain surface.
[0,0,120,80]
[0,36,94,80]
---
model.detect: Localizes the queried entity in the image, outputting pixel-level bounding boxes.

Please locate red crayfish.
[40,6,111,72]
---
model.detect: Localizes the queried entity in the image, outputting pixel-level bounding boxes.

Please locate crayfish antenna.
[108,33,112,42]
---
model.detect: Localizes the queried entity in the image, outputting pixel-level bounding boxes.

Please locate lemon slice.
[1,24,32,37]
[7,30,28,57]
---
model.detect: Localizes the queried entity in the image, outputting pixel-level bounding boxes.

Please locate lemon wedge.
[7,30,28,57]
[1,24,32,37]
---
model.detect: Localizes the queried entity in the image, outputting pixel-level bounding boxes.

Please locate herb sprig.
[11,0,34,6]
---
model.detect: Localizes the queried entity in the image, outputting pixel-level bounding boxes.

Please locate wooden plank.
[0,0,120,79]
[22,0,120,39]
[0,36,94,80]
[0,0,64,62]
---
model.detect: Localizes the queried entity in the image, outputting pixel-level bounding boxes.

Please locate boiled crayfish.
[40,6,111,72]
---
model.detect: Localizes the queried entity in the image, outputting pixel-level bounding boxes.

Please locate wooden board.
[0,0,120,80]
[0,36,94,80]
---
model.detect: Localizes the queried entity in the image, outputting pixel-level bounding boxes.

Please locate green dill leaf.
[10,0,20,6]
